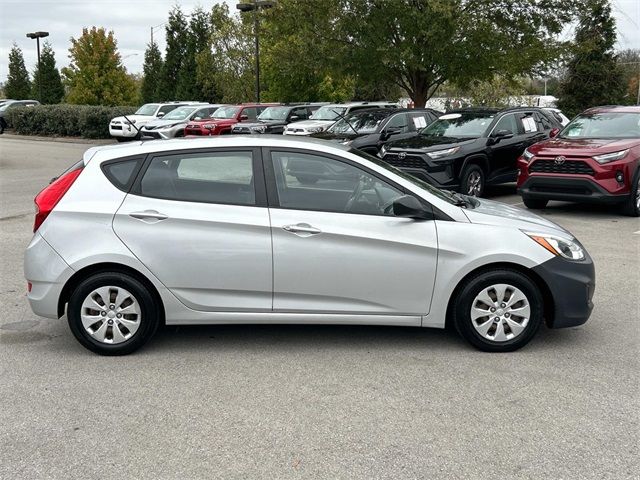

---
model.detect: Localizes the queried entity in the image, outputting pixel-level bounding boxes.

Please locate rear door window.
[139,151,256,205]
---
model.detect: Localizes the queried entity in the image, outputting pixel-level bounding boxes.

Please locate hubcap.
[80,286,141,344]
[467,171,482,196]
[470,284,530,342]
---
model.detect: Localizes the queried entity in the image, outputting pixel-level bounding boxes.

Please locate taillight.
[33,166,83,232]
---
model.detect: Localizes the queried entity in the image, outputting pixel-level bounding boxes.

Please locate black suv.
[311,108,440,156]
[231,105,317,134]
[380,107,562,196]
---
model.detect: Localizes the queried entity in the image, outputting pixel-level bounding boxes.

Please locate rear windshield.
[560,112,640,139]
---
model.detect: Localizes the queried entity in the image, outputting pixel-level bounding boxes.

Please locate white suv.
[109,102,200,141]
[284,102,398,136]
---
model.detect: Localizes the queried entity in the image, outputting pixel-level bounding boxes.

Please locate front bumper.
[518,177,630,204]
[109,124,138,138]
[382,153,460,190]
[532,254,595,328]
[24,233,74,319]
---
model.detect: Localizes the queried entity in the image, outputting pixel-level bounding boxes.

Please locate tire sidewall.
[454,270,543,352]
[67,272,159,355]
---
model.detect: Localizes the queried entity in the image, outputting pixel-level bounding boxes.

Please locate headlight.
[522,148,534,162]
[204,124,216,130]
[308,126,323,133]
[524,231,585,261]
[251,125,267,133]
[426,146,460,159]
[378,145,387,158]
[341,139,352,145]
[593,149,628,164]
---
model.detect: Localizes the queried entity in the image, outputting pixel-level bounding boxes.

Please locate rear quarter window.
[102,157,144,191]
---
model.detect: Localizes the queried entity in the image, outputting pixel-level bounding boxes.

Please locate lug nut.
[116,313,122,319]
[109,304,115,310]
[505,313,510,318]
[490,307,496,312]
[500,303,506,308]
[101,311,106,317]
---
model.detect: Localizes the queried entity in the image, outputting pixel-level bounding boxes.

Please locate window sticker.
[522,116,537,133]
[413,116,427,129]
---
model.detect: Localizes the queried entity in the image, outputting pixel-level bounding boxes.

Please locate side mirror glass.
[239,114,249,121]
[392,195,431,220]
[289,115,300,121]
[383,127,402,139]
[549,128,560,138]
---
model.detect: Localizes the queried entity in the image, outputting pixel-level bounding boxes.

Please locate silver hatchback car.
[24,136,595,355]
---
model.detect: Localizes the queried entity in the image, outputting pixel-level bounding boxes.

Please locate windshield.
[135,104,159,116]
[329,111,389,135]
[212,106,240,119]
[163,106,197,120]
[310,106,345,121]
[422,113,494,138]
[559,112,640,139]
[258,106,290,121]
[348,148,460,206]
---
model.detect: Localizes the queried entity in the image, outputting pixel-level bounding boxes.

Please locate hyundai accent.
[24,136,595,355]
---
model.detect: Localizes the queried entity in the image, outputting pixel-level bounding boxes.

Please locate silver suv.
[24,136,595,355]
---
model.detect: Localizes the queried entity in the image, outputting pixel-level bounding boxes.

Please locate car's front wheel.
[67,272,160,355]
[460,164,485,197]
[621,169,640,217]
[452,269,544,352]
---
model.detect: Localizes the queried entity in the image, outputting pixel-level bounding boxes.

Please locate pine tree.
[557,0,625,117]
[140,41,164,103]
[176,6,210,101]
[5,44,31,99]
[31,42,64,104]
[159,6,188,100]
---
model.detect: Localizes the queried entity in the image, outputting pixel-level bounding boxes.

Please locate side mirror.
[382,127,402,140]
[489,129,513,145]
[239,114,249,121]
[392,195,431,220]
[549,128,560,138]
[289,115,300,121]
[157,112,165,118]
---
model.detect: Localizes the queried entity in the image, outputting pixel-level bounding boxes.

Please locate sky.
[0,0,638,85]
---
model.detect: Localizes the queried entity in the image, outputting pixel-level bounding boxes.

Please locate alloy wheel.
[80,286,141,344]
[636,177,640,211]
[470,283,530,342]
[467,171,482,196]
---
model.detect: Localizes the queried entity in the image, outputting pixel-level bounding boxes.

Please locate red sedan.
[184,104,277,136]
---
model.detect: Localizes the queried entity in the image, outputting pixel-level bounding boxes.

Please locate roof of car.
[583,105,640,114]
[86,135,352,163]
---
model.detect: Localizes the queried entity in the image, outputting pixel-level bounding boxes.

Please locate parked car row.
[0,99,40,134]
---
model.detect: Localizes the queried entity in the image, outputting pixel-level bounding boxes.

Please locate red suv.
[517,106,640,216]
[184,103,277,136]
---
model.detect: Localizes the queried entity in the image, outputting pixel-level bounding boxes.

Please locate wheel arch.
[444,261,555,329]
[58,262,165,322]
[458,154,489,178]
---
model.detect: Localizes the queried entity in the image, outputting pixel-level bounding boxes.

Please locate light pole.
[236,0,275,103]
[26,31,49,102]
[150,22,166,45]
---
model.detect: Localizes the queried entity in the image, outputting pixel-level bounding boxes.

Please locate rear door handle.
[129,210,168,221]
[283,223,321,235]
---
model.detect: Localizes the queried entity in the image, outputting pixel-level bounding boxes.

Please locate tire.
[115,137,128,143]
[296,175,319,185]
[0,118,6,134]
[452,269,543,352]
[459,164,485,197]
[522,197,548,209]
[620,169,640,217]
[67,272,161,355]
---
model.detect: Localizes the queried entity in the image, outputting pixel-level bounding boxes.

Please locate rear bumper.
[518,176,630,204]
[24,233,74,319]
[532,254,595,328]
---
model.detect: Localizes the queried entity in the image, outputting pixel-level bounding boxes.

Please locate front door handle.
[283,223,321,235]
[129,210,168,221]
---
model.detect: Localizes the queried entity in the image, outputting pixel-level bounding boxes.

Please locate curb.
[0,132,115,145]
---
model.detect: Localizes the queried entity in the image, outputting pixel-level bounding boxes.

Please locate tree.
[557,0,626,116]
[62,27,137,105]
[31,42,64,104]
[5,44,31,99]
[159,6,189,100]
[617,49,640,105]
[342,0,580,107]
[176,6,210,101]
[196,4,255,103]
[140,41,164,103]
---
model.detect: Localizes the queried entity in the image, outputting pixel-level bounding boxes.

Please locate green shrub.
[6,104,137,139]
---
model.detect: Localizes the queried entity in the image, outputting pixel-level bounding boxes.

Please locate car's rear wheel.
[67,272,160,355]
[621,170,640,217]
[453,269,543,352]
[522,197,548,209]
[460,164,485,197]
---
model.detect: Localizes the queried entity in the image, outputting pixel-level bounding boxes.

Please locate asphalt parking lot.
[1,136,638,479]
